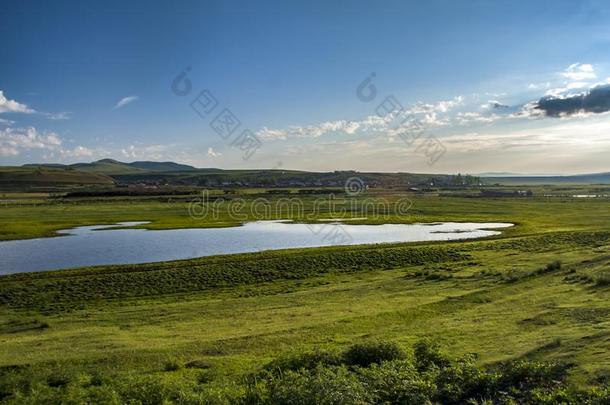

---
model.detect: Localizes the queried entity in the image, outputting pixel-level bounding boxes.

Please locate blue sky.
[1,0,610,173]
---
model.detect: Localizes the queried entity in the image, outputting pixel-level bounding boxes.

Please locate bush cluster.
[2,340,609,404]
[247,340,609,405]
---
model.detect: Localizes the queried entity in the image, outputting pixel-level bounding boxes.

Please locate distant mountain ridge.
[483,172,610,184]
[10,159,610,187]
[24,159,197,174]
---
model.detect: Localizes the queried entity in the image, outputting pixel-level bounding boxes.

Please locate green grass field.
[0,190,609,403]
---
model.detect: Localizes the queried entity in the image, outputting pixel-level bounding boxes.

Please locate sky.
[1,0,610,174]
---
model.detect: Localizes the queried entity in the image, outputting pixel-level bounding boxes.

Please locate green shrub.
[163,360,182,372]
[594,271,610,286]
[357,360,436,403]
[495,360,569,392]
[343,341,406,367]
[413,338,451,372]
[3,340,608,404]
[538,260,562,274]
[185,359,212,369]
[46,373,71,388]
[433,355,497,404]
[266,365,372,405]
[263,348,342,375]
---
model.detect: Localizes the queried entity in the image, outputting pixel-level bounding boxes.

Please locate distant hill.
[127,161,196,172]
[10,159,610,189]
[16,160,450,188]
[0,167,115,189]
[24,159,197,175]
[482,172,610,185]
[24,159,141,175]
[70,160,146,174]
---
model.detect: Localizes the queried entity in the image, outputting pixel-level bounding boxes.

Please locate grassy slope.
[0,167,115,189]
[0,193,608,397]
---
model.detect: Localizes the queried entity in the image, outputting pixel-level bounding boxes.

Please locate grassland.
[0,189,609,403]
[0,167,115,186]
[1,187,610,241]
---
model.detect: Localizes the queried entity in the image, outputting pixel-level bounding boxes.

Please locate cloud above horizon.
[252,63,610,147]
[0,90,70,121]
[2,63,609,174]
[207,147,222,157]
[0,127,61,156]
[113,96,139,110]
[532,84,610,117]
[0,126,95,159]
[0,91,35,114]
[561,63,596,81]
[256,96,465,141]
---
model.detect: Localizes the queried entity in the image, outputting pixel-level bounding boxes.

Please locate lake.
[0,221,513,274]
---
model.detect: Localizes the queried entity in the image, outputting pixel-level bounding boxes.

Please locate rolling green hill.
[12,159,610,189]
[0,167,115,189]
[18,159,453,188]
[127,160,197,172]
[23,159,197,174]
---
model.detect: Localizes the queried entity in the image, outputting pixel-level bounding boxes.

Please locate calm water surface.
[0,221,513,274]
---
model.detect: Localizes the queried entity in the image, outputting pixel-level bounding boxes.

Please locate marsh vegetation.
[0,188,609,403]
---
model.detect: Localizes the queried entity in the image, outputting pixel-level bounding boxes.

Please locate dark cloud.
[534,84,610,117]
[489,101,509,109]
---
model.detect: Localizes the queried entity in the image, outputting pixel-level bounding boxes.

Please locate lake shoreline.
[0,220,513,275]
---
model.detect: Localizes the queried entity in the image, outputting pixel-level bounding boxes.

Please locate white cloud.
[0,125,103,160]
[257,119,362,140]
[257,96,464,141]
[121,145,137,159]
[406,96,464,115]
[43,111,71,120]
[420,112,449,126]
[256,127,288,140]
[562,63,596,81]
[0,91,34,114]
[434,95,464,112]
[456,112,502,125]
[0,127,61,156]
[60,145,94,158]
[119,144,173,160]
[481,100,509,110]
[0,90,71,121]
[207,147,222,157]
[442,117,610,154]
[539,64,600,98]
[113,96,139,110]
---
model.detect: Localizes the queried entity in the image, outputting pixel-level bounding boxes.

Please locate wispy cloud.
[207,147,222,157]
[113,96,139,110]
[120,143,172,160]
[0,91,34,114]
[0,90,71,121]
[43,111,71,120]
[257,120,362,140]
[256,96,464,141]
[59,145,94,158]
[442,118,610,152]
